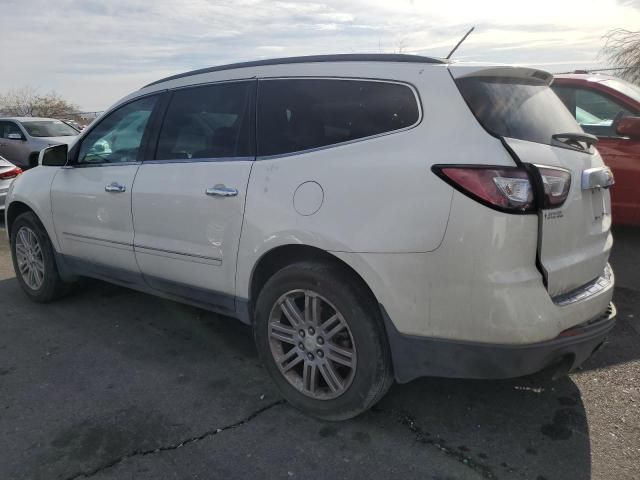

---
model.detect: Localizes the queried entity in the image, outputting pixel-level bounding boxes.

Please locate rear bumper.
[383,302,616,383]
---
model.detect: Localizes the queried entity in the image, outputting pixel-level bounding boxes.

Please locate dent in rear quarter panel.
[5,167,59,250]
[423,191,612,344]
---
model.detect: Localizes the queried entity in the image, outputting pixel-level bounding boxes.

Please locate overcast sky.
[1,0,639,111]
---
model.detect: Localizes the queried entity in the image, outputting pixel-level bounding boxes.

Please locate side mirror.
[39,144,68,167]
[7,132,24,140]
[615,115,640,139]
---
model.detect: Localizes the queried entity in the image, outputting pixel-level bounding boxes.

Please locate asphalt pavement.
[0,217,638,480]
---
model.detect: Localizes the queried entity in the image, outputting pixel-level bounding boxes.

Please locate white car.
[0,156,22,212]
[4,54,616,420]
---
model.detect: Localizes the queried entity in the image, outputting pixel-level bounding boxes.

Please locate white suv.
[4,54,616,420]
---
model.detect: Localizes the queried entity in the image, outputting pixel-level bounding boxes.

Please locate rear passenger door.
[132,80,255,311]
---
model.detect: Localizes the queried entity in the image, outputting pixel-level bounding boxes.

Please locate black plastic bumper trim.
[381,303,616,383]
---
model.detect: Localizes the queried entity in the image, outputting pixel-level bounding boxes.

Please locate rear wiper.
[552,132,598,151]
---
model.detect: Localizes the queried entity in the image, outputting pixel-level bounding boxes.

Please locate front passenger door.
[51,94,160,279]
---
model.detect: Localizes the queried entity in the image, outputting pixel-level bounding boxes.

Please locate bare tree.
[0,86,79,118]
[394,39,408,54]
[602,29,640,84]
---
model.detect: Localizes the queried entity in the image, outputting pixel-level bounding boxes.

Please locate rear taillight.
[537,166,571,209]
[433,166,535,213]
[0,166,22,180]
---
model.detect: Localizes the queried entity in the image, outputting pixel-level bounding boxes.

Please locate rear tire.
[254,261,393,421]
[10,212,71,302]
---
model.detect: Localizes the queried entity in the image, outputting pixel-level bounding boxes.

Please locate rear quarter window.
[257,79,420,156]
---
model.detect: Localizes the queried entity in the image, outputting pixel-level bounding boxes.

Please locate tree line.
[0,86,80,118]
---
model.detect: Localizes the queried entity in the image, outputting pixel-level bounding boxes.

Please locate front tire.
[10,212,70,302]
[254,261,393,420]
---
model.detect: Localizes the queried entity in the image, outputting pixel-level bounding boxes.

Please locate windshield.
[456,76,582,147]
[20,120,79,137]
[601,78,640,105]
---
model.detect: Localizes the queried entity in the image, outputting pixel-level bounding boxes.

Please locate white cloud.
[0,0,638,110]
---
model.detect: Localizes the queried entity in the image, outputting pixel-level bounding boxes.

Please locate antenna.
[446,26,475,60]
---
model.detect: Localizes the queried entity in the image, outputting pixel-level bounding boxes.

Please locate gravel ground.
[0,217,638,480]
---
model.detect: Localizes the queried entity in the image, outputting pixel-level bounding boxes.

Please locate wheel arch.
[248,244,383,318]
[6,201,36,238]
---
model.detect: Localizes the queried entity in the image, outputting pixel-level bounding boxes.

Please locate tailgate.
[451,65,613,298]
[504,138,612,296]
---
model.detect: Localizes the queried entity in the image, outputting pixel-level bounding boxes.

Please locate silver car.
[0,155,22,211]
[0,117,78,169]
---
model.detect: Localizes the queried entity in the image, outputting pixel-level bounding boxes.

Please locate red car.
[552,74,640,226]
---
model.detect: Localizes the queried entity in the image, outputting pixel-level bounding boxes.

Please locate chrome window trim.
[64,161,142,169]
[143,156,254,165]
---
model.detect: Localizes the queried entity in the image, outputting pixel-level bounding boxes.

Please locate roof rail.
[144,53,447,88]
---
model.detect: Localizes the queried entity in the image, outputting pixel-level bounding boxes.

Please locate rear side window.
[457,77,581,147]
[257,79,420,156]
[156,81,254,160]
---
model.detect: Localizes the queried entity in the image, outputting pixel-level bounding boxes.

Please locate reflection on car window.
[77,96,158,165]
[155,82,254,160]
[458,77,580,147]
[257,79,420,156]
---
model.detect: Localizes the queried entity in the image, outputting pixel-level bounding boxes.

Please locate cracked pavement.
[0,218,638,480]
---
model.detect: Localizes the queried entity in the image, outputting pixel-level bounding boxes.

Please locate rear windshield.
[456,77,582,146]
[20,120,78,137]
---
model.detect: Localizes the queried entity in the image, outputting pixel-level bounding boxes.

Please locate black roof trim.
[144,54,447,88]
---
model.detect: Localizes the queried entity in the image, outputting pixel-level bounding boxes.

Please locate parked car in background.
[5,55,616,419]
[552,74,640,226]
[0,117,79,169]
[0,155,22,212]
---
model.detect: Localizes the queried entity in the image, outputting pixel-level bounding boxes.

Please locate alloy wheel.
[15,226,45,291]
[268,289,357,400]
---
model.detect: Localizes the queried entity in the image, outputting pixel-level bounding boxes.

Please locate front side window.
[552,85,634,136]
[20,120,78,137]
[77,95,158,165]
[155,81,254,160]
[257,79,420,156]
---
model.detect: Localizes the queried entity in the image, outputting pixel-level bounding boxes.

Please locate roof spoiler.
[448,65,554,86]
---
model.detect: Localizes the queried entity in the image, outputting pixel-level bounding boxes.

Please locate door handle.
[105,182,126,193]
[206,184,238,197]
